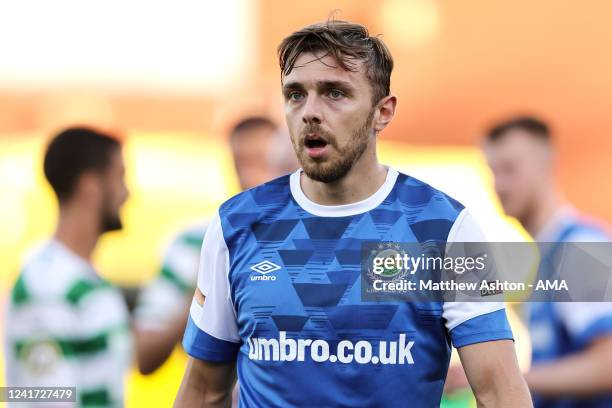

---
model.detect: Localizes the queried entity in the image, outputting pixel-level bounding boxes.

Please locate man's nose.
[302,94,322,125]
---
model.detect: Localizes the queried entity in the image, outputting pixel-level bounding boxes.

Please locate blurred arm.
[134,303,190,374]
[459,340,532,408]
[134,227,204,374]
[525,335,612,396]
[174,357,236,408]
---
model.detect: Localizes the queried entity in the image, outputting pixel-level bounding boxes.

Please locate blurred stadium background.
[2,0,612,406]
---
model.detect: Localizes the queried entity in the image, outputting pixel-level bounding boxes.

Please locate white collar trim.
[289,167,399,217]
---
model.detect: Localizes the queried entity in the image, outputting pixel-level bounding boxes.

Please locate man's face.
[230,126,279,190]
[99,148,129,232]
[282,52,376,183]
[484,129,551,220]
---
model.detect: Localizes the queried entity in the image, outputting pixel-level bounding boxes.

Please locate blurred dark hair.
[43,127,121,203]
[229,117,276,142]
[278,19,394,105]
[486,116,552,143]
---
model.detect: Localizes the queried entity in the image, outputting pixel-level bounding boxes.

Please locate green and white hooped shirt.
[4,239,132,407]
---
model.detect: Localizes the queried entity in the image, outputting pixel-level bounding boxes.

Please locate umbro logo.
[250,260,281,274]
[250,260,280,281]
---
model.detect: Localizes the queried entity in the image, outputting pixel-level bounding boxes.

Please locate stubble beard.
[293,109,375,184]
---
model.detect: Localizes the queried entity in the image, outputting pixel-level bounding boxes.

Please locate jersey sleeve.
[442,209,514,348]
[134,229,203,331]
[182,211,240,362]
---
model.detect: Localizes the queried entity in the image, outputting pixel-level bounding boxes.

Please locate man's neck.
[521,190,565,238]
[300,148,388,206]
[54,204,101,261]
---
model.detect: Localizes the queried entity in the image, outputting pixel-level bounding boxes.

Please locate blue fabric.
[450,309,514,348]
[183,315,240,362]
[188,172,511,407]
[530,221,612,408]
[576,316,612,348]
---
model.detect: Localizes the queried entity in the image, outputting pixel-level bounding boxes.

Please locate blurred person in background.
[484,116,612,407]
[4,127,131,407]
[133,116,297,375]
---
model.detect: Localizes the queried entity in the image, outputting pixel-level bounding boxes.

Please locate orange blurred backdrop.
[2,0,611,220]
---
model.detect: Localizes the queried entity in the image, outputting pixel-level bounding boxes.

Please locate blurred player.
[134,117,296,375]
[175,20,531,407]
[4,127,131,406]
[484,116,612,407]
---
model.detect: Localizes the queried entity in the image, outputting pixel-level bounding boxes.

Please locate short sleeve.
[182,212,240,362]
[134,227,203,331]
[442,209,514,348]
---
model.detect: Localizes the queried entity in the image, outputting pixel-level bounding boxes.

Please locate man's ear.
[76,171,102,201]
[373,94,397,133]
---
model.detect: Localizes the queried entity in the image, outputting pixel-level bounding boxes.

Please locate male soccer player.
[5,127,131,407]
[134,117,296,374]
[175,21,532,407]
[485,116,612,407]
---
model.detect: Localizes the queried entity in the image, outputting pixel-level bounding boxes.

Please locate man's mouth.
[303,134,329,159]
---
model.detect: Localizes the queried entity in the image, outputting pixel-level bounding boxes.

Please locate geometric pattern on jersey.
[221,172,462,336]
[185,169,513,408]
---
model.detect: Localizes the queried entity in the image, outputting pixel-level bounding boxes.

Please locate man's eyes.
[328,89,345,99]
[285,89,346,101]
[287,91,304,101]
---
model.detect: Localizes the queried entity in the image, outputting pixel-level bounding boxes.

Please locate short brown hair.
[278,20,393,105]
[229,116,276,141]
[486,116,552,144]
[44,127,121,203]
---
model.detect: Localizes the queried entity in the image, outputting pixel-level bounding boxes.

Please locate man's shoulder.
[178,222,208,238]
[21,241,88,283]
[166,222,208,251]
[219,173,293,219]
[557,208,611,242]
[14,241,103,307]
[393,171,465,218]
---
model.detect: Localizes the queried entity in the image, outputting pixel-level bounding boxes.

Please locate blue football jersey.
[184,168,513,407]
[530,207,612,408]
